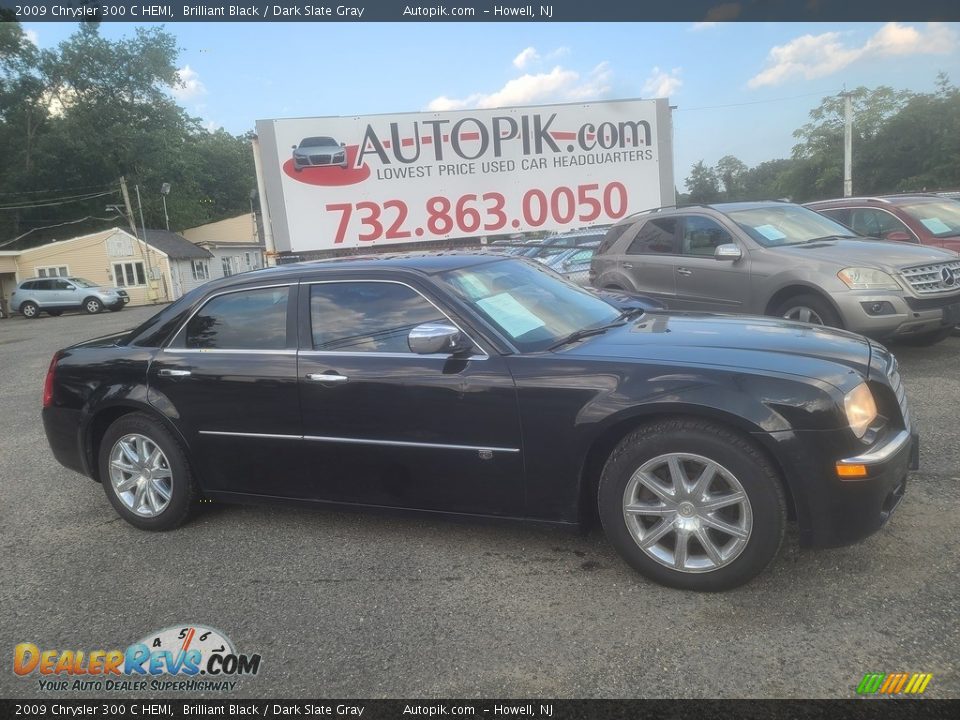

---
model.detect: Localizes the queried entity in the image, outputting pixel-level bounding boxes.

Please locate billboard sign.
[255,99,674,253]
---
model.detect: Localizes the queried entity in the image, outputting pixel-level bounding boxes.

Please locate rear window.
[183,286,290,350]
[597,224,632,255]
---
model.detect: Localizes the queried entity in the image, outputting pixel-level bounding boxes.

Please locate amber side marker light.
[836,463,868,479]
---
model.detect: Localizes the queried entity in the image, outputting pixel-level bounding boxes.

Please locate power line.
[674,90,834,112]
[0,183,116,198]
[0,189,118,211]
[0,215,123,249]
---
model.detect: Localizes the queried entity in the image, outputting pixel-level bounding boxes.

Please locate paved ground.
[1,306,957,699]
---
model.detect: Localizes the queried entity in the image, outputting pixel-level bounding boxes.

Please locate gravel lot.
[1,305,957,699]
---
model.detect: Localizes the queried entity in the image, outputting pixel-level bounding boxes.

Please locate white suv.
[11,277,129,318]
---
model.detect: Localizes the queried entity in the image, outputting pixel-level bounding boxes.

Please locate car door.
[619,217,680,303]
[148,282,305,498]
[31,279,56,308]
[51,279,79,308]
[671,215,752,312]
[296,277,525,517]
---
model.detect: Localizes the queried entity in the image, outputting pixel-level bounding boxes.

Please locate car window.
[597,224,631,255]
[681,216,733,256]
[898,200,960,238]
[848,209,911,239]
[33,280,55,291]
[627,218,678,255]
[310,282,446,353]
[54,280,74,290]
[19,281,36,290]
[818,208,852,227]
[184,286,290,350]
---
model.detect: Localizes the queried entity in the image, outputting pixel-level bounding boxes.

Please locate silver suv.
[590,202,960,345]
[11,277,129,318]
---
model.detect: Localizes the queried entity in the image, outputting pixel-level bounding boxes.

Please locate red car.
[806,194,960,254]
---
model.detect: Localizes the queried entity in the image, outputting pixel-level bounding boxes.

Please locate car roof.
[806,194,946,207]
[545,226,609,239]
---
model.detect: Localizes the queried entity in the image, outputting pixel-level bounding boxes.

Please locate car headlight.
[837,267,901,290]
[844,382,877,438]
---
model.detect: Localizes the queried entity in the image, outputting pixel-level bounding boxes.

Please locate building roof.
[142,229,212,259]
[181,214,261,246]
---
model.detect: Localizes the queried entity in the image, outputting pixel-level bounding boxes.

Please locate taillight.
[43,352,63,408]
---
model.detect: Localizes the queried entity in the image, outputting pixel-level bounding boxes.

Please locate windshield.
[299,136,338,148]
[726,205,859,247]
[439,259,621,352]
[69,278,98,288]
[899,200,960,238]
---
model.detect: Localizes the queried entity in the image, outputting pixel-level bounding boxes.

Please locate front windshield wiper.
[800,235,858,243]
[615,307,646,321]
[547,321,626,351]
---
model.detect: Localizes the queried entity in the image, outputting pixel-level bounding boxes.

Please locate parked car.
[292,136,348,171]
[520,227,608,257]
[11,277,129,318]
[43,253,915,591]
[540,242,600,285]
[590,202,960,345]
[806,194,960,254]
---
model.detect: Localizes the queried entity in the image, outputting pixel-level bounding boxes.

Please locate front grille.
[886,354,910,430]
[309,154,332,165]
[899,259,960,295]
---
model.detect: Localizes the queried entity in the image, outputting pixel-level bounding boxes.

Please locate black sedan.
[41,254,917,591]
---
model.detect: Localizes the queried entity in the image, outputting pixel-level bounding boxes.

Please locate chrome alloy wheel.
[781,306,825,325]
[108,434,173,517]
[622,453,753,573]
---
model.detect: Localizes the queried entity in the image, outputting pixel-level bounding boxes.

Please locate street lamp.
[160,183,171,231]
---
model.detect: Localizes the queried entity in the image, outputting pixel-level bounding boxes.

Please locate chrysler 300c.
[41,254,917,590]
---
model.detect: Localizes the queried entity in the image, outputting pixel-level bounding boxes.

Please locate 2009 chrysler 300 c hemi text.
[41,254,918,591]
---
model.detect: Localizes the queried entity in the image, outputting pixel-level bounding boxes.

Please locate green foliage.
[684,74,960,206]
[0,22,255,248]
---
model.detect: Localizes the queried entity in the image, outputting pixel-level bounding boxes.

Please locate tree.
[715,155,748,200]
[685,161,721,203]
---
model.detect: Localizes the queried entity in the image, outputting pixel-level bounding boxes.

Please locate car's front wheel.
[83,297,103,314]
[598,418,786,591]
[99,412,197,530]
[773,293,841,328]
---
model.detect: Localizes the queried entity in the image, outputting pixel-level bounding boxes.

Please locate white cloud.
[203,119,222,133]
[690,22,718,31]
[513,47,540,70]
[749,22,957,88]
[24,29,39,46]
[643,66,682,98]
[171,65,207,101]
[427,62,613,111]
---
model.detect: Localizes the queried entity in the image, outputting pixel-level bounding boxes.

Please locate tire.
[598,418,786,591]
[108,304,124,312]
[47,310,63,317]
[98,412,197,531]
[83,297,103,314]
[20,301,39,319]
[773,293,842,328]
[894,327,953,347]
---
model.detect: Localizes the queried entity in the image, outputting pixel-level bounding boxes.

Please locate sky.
[20,20,960,185]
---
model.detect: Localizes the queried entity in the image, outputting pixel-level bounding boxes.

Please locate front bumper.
[762,426,917,548]
[834,290,960,339]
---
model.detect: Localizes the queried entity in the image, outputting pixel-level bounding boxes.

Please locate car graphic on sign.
[292,136,348,171]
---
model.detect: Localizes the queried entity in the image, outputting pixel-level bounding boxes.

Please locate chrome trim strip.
[163,348,297,356]
[298,349,486,360]
[838,430,911,466]
[198,429,519,453]
[200,430,301,441]
[303,278,488,358]
[303,434,520,453]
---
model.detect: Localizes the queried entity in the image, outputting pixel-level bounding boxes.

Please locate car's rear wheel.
[773,293,841,328]
[47,310,63,317]
[99,413,197,531]
[83,297,103,314]
[20,301,39,319]
[894,326,953,346]
[598,418,786,591]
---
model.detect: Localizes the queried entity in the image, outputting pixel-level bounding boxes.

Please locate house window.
[37,266,69,278]
[244,252,252,269]
[191,260,210,281]
[222,256,238,277]
[113,261,147,287]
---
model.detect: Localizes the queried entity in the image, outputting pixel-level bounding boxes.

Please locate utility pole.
[134,184,160,303]
[118,177,140,239]
[841,91,854,197]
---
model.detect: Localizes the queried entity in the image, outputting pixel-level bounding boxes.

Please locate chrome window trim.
[199,430,518,454]
[299,349,486,361]
[163,348,297,356]
[166,282,295,351]
[304,278,489,358]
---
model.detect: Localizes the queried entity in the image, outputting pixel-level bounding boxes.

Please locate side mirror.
[291,145,297,150]
[341,142,346,147]
[884,231,913,243]
[408,321,472,355]
[714,243,742,261]
[65,284,75,291]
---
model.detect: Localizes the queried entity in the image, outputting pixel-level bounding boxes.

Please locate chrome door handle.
[622,263,634,269]
[306,373,349,383]
[158,369,191,377]
[676,268,693,276]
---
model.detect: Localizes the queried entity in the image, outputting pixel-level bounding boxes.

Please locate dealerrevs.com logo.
[14,624,261,692]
